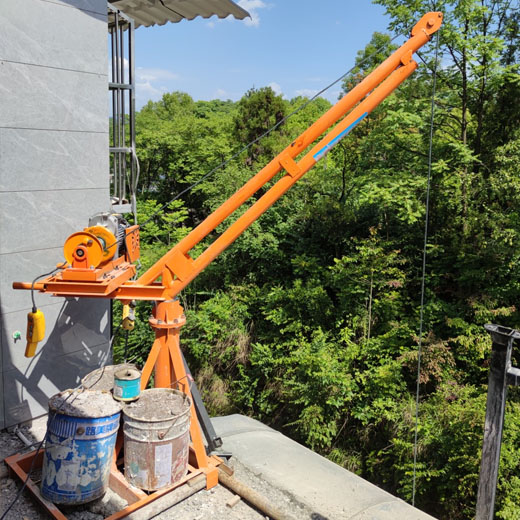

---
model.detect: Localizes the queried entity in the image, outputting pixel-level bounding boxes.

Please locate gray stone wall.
[0,0,110,429]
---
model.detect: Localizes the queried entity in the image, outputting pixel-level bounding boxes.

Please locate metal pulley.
[63,231,105,268]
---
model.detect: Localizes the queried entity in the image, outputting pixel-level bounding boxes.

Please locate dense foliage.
[115,1,520,517]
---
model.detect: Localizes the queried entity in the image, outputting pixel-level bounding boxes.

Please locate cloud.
[136,67,178,82]
[213,88,229,100]
[134,67,179,107]
[268,82,283,97]
[294,88,341,104]
[237,0,269,27]
[136,80,166,101]
[295,88,319,99]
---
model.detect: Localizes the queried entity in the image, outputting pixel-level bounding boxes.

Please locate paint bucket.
[81,363,135,392]
[113,367,141,402]
[123,388,192,491]
[41,389,121,504]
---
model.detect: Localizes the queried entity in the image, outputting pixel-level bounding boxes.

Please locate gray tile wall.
[0,0,110,429]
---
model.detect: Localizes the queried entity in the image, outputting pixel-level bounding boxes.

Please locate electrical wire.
[30,261,67,313]
[0,388,90,520]
[0,310,125,519]
[411,29,440,507]
[101,26,409,255]
[131,148,141,225]
[3,22,421,517]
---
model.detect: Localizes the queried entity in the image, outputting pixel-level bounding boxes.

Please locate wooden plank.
[109,467,147,505]
[104,469,204,520]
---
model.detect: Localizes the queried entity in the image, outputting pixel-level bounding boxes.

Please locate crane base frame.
[4,447,221,520]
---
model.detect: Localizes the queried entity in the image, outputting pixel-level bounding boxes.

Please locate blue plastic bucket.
[41,390,121,504]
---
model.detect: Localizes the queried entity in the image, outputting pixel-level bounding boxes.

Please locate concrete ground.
[0,414,436,519]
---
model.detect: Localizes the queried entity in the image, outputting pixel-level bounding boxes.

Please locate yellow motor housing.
[25,309,45,357]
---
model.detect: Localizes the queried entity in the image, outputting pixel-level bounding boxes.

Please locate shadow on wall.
[62,0,108,18]
[1,298,111,428]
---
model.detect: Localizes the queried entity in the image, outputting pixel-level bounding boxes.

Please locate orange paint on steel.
[158,60,417,300]
[10,13,442,485]
[136,11,442,288]
[139,298,209,471]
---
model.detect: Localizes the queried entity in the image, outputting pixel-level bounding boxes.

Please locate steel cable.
[412,29,440,507]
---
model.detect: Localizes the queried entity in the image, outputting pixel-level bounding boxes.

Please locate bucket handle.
[169,374,194,395]
[157,376,193,440]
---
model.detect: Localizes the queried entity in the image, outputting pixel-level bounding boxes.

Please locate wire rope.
[412,29,440,507]
[101,27,409,254]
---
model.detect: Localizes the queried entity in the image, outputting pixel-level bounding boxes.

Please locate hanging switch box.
[25,309,45,357]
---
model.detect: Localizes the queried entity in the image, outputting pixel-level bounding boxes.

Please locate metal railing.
[108,4,136,215]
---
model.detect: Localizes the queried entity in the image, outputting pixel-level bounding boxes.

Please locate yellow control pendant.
[122,302,136,331]
[25,309,45,357]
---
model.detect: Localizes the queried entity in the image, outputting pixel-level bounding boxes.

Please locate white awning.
[109,0,250,28]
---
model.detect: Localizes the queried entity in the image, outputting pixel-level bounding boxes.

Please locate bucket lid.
[114,368,141,381]
[49,389,121,418]
[123,388,191,422]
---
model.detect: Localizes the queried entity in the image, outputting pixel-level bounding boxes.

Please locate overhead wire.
[412,28,440,507]
[101,26,410,255]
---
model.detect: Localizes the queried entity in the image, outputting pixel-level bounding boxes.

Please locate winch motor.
[63,212,131,269]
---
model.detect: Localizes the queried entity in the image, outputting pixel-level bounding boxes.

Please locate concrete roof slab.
[212,414,436,520]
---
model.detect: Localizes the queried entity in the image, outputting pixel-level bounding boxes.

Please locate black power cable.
[0,325,125,520]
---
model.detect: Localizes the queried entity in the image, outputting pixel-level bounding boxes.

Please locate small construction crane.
[14,11,442,490]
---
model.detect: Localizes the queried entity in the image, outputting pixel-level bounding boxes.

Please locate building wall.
[0,0,111,429]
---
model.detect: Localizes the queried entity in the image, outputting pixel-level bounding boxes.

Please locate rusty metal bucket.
[122,388,192,491]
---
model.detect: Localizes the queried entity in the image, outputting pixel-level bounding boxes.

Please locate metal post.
[476,324,520,520]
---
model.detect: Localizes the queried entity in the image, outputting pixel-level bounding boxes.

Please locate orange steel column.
[136,12,442,288]
[164,312,209,471]
[151,301,173,388]
[144,298,209,470]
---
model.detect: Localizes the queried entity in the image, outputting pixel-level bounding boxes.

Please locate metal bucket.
[123,388,192,491]
[113,367,141,402]
[41,390,121,504]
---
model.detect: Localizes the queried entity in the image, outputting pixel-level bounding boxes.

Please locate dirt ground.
[0,416,309,520]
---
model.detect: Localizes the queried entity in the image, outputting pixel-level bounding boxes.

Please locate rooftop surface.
[1,414,435,519]
[108,0,249,28]
[213,414,436,519]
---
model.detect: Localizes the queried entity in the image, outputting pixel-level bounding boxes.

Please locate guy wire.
[101,25,411,254]
[412,28,440,507]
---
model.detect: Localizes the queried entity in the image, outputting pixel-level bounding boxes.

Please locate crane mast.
[13,12,443,477]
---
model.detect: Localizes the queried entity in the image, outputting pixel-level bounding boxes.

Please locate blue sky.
[133,1,394,109]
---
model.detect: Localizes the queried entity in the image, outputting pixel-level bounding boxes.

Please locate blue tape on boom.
[313,112,368,162]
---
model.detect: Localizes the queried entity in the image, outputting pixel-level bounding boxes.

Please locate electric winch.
[63,212,132,269]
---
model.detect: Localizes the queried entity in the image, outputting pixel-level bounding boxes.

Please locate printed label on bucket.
[154,443,173,489]
[50,414,120,440]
